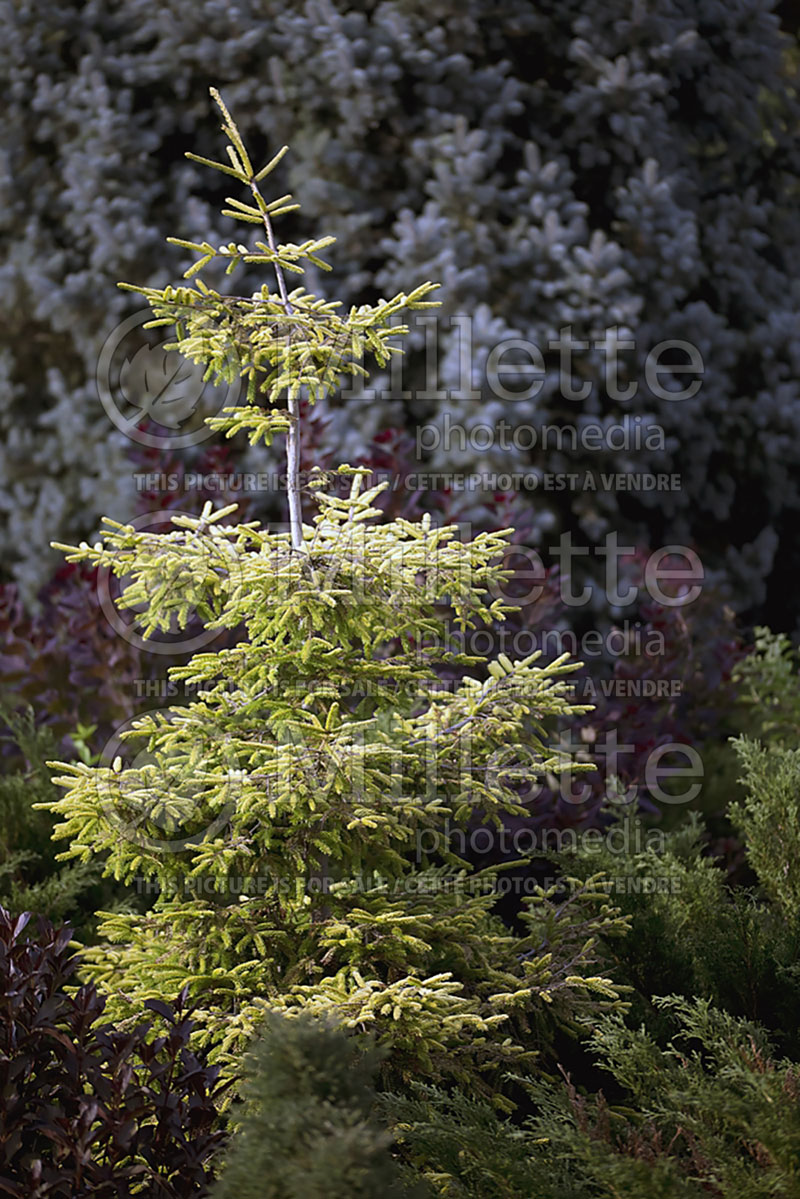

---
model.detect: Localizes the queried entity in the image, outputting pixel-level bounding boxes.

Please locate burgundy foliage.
[0,907,228,1197]
[0,564,164,764]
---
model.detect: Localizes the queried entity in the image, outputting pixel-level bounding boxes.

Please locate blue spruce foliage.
[2,0,798,630]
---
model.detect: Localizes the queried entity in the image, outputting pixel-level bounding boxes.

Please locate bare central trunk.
[286,391,304,553]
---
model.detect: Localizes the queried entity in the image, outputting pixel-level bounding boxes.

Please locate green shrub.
[0,705,117,938]
[731,736,800,922]
[522,996,800,1199]
[385,996,800,1197]
[212,1010,425,1199]
[733,627,800,747]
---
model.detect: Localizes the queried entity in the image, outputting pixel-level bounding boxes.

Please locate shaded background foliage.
[1,0,799,638]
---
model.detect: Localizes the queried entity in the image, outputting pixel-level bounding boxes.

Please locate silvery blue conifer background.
[2,0,799,638]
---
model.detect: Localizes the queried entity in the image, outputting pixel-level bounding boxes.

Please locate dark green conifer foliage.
[0,705,104,935]
[731,737,800,922]
[520,997,800,1199]
[380,1082,543,1198]
[725,629,800,936]
[384,935,800,1195]
[733,627,800,747]
[211,1010,426,1199]
[530,809,800,1056]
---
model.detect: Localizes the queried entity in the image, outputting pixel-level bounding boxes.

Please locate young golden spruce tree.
[42,90,629,1097]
